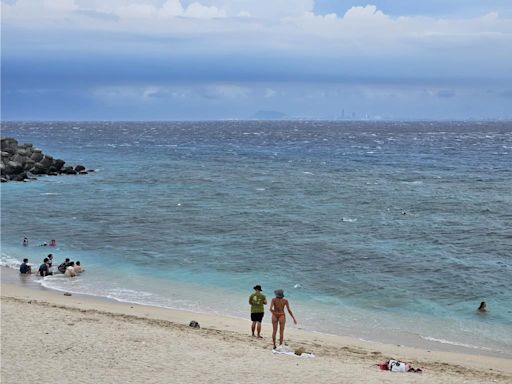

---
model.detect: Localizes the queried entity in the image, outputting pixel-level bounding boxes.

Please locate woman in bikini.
[270,289,297,349]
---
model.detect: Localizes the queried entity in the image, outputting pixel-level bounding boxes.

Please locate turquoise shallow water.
[1,121,511,356]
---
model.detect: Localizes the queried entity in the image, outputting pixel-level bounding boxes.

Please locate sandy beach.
[1,282,511,384]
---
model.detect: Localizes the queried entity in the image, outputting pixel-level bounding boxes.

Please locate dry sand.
[1,283,511,384]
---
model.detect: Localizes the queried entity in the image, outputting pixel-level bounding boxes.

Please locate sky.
[1,0,512,120]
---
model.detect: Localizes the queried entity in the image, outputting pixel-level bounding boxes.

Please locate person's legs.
[251,321,256,336]
[271,314,278,348]
[256,321,262,337]
[278,315,286,346]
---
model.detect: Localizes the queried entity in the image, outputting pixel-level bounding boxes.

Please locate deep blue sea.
[1,121,511,356]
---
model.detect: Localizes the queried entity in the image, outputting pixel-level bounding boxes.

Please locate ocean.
[1,121,511,357]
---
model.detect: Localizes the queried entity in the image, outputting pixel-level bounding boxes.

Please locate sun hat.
[253,285,262,291]
[274,289,284,298]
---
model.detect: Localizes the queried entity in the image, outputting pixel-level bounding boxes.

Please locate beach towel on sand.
[272,345,315,358]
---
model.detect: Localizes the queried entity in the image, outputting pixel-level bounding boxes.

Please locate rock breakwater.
[1,137,90,182]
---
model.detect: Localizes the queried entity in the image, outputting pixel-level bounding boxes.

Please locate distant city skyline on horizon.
[2,0,512,121]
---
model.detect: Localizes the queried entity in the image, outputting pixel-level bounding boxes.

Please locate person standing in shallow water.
[478,301,487,312]
[270,289,297,349]
[249,285,267,338]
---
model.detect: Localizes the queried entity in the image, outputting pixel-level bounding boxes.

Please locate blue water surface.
[1,121,511,355]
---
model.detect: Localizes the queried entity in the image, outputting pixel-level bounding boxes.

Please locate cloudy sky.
[2,0,512,120]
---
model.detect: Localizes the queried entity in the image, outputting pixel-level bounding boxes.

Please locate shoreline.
[1,265,510,360]
[2,280,512,383]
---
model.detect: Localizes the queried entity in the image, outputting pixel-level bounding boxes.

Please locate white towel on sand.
[272,345,315,358]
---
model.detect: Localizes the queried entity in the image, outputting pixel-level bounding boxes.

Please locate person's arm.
[248,295,253,305]
[269,298,275,314]
[263,296,267,305]
[285,300,297,324]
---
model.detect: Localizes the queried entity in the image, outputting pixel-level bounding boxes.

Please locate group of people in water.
[23,237,57,247]
[248,285,297,349]
[19,254,83,278]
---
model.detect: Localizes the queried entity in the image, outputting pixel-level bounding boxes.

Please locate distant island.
[1,137,89,182]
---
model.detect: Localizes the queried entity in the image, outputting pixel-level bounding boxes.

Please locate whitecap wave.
[420,336,492,351]
[0,255,22,269]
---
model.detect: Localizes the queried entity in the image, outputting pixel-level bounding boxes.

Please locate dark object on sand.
[64,292,72,296]
[189,320,200,329]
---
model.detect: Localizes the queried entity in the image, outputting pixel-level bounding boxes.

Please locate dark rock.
[30,151,44,162]
[54,159,65,171]
[3,147,16,156]
[40,155,53,168]
[63,167,77,175]
[12,172,27,182]
[30,163,47,175]
[7,161,23,174]
[12,154,27,165]
[1,138,18,150]
[189,320,200,329]
[1,137,88,182]
[23,159,35,170]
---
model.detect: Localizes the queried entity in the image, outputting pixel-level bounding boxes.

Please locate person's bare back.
[270,290,297,349]
[271,298,287,315]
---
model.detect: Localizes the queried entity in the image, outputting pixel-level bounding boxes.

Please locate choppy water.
[1,121,511,356]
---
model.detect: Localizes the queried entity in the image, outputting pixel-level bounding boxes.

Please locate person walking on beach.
[20,258,32,274]
[249,285,267,338]
[270,289,297,349]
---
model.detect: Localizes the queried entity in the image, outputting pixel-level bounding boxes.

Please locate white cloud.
[183,3,225,19]
[343,5,386,20]
[2,1,512,70]
[159,0,184,18]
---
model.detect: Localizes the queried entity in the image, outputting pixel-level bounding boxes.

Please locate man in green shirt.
[249,285,267,338]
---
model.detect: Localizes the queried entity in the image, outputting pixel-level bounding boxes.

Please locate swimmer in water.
[270,289,297,349]
[478,301,486,312]
[23,237,28,246]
